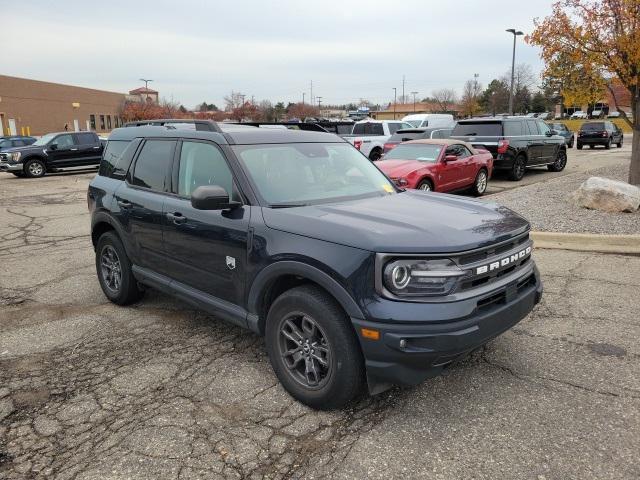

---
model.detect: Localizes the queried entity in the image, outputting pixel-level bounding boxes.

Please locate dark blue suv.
[89,122,542,409]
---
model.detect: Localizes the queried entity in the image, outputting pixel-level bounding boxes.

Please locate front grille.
[456,233,532,293]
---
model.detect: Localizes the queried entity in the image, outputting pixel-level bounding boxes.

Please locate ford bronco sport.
[89,121,542,409]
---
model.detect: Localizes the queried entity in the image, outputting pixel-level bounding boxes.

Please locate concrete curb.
[531,231,640,254]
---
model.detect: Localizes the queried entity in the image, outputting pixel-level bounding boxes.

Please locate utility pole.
[402,75,405,104]
[239,94,245,121]
[506,28,524,115]
[310,80,313,107]
[392,87,397,120]
[302,92,305,105]
[411,91,418,112]
[317,96,322,115]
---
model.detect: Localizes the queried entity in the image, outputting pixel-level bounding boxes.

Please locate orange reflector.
[361,328,380,341]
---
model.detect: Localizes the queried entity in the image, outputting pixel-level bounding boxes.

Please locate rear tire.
[508,154,527,181]
[369,148,382,162]
[24,158,46,178]
[96,231,143,305]
[547,149,567,172]
[471,169,488,196]
[577,143,583,150]
[417,179,433,191]
[265,285,365,410]
[589,145,595,149]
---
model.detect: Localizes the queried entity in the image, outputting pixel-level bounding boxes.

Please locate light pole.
[302,92,305,105]
[139,78,153,102]
[411,91,418,112]
[392,87,397,119]
[506,28,523,115]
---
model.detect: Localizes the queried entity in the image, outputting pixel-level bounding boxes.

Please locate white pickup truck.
[343,119,413,160]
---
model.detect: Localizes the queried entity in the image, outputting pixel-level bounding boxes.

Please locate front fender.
[246,260,365,334]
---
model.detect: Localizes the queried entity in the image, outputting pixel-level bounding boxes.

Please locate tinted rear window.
[131,140,176,191]
[581,122,605,131]
[452,122,502,136]
[99,140,131,177]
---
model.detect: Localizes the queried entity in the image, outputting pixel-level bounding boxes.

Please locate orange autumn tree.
[528,0,640,184]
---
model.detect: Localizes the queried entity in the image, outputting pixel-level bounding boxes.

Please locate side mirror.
[444,154,458,162]
[546,130,556,137]
[49,143,58,151]
[190,185,240,210]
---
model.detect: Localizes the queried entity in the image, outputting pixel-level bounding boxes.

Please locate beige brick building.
[0,75,130,136]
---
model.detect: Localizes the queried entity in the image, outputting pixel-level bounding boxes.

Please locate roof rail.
[123,119,223,133]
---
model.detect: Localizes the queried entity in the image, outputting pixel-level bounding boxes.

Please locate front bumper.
[352,266,542,393]
[0,161,24,172]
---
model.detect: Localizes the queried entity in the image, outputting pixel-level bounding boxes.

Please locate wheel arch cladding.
[247,261,365,335]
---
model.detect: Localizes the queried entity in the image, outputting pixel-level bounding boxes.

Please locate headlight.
[11,152,21,161]
[383,258,468,297]
[396,178,408,186]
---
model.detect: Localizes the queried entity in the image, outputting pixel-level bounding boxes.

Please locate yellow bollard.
[21,126,25,136]
[26,126,30,136]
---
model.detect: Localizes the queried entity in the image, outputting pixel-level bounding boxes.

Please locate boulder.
[571,176,640,213]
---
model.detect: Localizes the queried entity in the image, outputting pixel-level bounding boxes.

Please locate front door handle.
[117,200,132,209]
[166,212,187,224]
[70,148,78,151]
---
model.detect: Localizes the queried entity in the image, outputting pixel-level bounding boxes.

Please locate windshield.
[405,120,422,128]
[33,133,57,146]
[232,143,396,206]
[383,144,442,162]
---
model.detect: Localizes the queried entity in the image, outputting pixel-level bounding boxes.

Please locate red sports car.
[375,139,493,196]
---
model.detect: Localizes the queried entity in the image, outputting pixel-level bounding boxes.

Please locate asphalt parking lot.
[1,145,639,479]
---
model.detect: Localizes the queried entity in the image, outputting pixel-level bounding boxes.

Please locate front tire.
[617,138,623,148]
[605,138,611,150]
[508,154,527,181]
[265,285,365,410]
[24,158,46,178]
[471,168,488,196]
[568,136,574,148]
[96,231,143,305]
[547,149,567,172]
[416,179,433,191]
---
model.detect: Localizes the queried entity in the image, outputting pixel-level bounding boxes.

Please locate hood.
[0,144,41,154]
[261,191,530,253]
[376,159,436,178]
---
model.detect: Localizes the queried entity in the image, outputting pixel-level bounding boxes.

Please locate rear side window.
[452,122,502,136]
[352,123,384,135]
[76,132,96,145]
[581,122,605,131]
[504,121,524,136]
[99,140,130,177]
[131,140,176,191]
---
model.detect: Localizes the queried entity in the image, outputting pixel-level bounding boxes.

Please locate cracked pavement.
[1,172,639,479]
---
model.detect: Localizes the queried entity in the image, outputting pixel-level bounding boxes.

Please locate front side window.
[131,140,176,191]
[178,141,234,197]
[388,123,403,134]
[384,144,442,162]
[537,121,551,134]
[53,134,75,148]
[526,120,539,135]
[233,143,396,206]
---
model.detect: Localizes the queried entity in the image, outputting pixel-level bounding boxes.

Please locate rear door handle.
[117,200,132,209]
[70,148,78,151]
[166,212,187,224]
[93,146,101,149]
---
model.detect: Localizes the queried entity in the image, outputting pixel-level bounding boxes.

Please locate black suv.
[0,131,103,177]
[577,121,624,149]
[451,117,567,180]
[89,122,542,409]
[0,135,36,151]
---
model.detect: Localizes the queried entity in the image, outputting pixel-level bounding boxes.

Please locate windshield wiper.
[269,202,310,208]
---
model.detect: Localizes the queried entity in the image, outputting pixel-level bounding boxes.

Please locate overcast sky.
[2,0,554,109]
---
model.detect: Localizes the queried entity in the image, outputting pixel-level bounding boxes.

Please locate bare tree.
[223,91,245,111]
[432,88,459,112]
